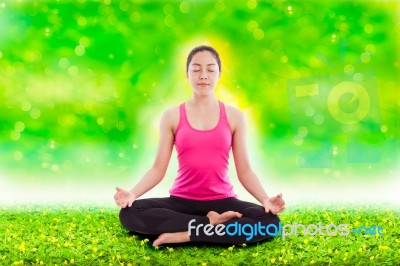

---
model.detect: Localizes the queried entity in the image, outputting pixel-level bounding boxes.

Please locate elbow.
[151,164,167,181]
[237,169,254,183]
[237,174,245,183]
[237,173,247,185]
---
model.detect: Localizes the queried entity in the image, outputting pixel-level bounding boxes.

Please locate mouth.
[198,83,210,86]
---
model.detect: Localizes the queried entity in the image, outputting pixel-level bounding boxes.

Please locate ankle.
[206,211,218,225]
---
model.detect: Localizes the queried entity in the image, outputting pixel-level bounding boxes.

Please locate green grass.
[1,204,399,265]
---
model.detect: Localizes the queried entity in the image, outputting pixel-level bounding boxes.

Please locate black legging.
[119,196,280,244]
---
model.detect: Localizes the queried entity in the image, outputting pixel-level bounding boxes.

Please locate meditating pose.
[114,45,285,246]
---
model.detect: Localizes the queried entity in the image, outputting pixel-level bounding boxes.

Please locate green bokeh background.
[0,0,399,202]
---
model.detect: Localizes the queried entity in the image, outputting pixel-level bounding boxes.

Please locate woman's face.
[187,51,220,96]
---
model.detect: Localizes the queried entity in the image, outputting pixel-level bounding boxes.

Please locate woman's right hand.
[114,187,136,208]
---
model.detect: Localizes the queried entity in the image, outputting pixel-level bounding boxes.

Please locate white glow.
[1,168,399,207]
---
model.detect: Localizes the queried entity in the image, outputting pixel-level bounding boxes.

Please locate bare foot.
[153,232,190,247]
[207,211,242,225]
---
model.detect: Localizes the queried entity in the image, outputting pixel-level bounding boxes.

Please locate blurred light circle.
[77,16,87,27]
[305,106,315,117]
[344,64,355,73]
[13,151,23,161]
[333,171,341,178]
[68,66,79,76]
[298,126,308,137]
[15,121,25,132]
[180,1,190,14]
[313,114,325,125]
[30,109,41,119]
[10,131,20,141]
[293,135,303,145]
[79,37,91,47]
[165,15,175,27]
[247,0,257,9]
[119,1,130,12]
[247,20,258,32]
[44,27,52,38]
[365,44,376,54]
[97,117,105,125]
[130,12,141,23]
[364,23,373,33]
[21,101,32,112]
[353,73,364,82]
[253,29,264,40]
[75,45,85,56]
[360,52,371,63]
[51,164,60,172]
[58,58,70,69]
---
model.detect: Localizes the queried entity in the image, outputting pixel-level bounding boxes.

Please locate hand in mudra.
[114,187,136,208]
[263,193,285,214]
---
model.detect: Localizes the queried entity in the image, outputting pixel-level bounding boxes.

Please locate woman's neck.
[189,95,218,109]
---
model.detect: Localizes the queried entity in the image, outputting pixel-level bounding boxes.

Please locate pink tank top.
[169,101,237,200]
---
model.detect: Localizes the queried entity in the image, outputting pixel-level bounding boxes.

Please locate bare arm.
[231,109,285,214]
[115,109,175,207]
[128,110,175,198]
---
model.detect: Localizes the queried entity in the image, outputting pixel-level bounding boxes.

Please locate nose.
[199,70,208,80]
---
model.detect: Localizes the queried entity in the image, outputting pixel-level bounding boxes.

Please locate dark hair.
[186,45,222,73]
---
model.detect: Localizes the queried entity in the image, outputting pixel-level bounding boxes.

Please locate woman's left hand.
[263,193,285,214]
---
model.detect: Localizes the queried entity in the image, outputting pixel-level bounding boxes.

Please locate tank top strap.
[219,101,228,121]
[179,102,187,120]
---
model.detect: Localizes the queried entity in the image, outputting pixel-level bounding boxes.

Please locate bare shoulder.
[160,105,180,134]
[224,104,243,118]
[224,103,246,132]
[162,105,180,118]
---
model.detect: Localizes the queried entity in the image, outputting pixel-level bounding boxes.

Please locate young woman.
[114,45,285,247]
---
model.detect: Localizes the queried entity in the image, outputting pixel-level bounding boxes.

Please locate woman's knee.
[262,211,280,225]
[119,202,145,232]
[261,212,281,237]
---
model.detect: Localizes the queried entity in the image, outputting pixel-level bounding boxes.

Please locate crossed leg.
[119,196,280,246]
